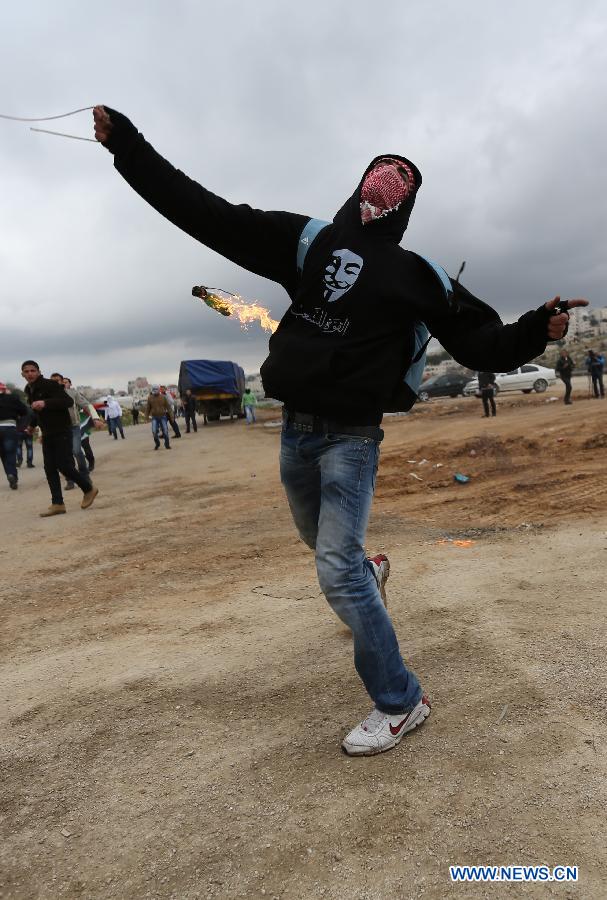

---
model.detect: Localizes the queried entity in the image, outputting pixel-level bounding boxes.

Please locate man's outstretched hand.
[93,106,113,145]
[545,296,589,340]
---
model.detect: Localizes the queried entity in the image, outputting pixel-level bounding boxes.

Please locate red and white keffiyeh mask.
[360,158,416,224]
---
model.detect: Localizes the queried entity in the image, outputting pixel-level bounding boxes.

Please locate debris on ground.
[436,538,475,548]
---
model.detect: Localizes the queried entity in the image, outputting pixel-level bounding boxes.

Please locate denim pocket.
[324,434,380,478]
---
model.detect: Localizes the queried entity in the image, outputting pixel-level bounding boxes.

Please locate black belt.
[283,408,383,441]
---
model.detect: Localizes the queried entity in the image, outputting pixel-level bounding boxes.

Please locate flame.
[196,287,279,334]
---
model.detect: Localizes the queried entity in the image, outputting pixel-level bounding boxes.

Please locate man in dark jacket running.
[22,361,99,516]
[93,105,586,756]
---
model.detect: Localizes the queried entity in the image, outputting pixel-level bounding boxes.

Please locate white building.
[128,377,151,403]
[566,306,607,342]
[131,387,151,403]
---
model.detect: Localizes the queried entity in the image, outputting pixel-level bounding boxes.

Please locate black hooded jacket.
[24,375,73,435]
[104,110,551,425]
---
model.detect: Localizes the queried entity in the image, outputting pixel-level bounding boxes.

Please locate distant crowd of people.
[1,367,261,506]
[474,347,605,418]
[3,349,602,510]
[0,362,104,515]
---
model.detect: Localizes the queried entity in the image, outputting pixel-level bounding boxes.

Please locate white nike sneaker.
[342,695,431,756]
[367,553,390,608]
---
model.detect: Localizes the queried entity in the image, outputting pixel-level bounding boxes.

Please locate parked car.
[417,372,471,401]
[463,364,556,396]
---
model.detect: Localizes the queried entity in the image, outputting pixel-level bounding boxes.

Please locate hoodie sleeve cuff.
[102,107,140,158]
[534,301,566,343]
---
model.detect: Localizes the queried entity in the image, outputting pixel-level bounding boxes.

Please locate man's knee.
[316,553,364,597]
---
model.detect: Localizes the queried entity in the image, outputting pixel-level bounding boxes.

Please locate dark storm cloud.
[1,0,606,389]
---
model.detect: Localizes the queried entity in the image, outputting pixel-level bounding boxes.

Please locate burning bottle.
[192,285,232,317]
[192,284,279,333]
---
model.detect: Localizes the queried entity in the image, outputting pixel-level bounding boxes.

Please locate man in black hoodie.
[93,106,586,756]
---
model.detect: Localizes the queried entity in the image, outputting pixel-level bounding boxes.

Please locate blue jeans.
[244,405,256,423]
[108,416,125,439]
[151,415,169,446]
[16,432,34,466]
[590,370,605,398]
[0,427,18,481]
[280,425,422,714]
[71,424,89,472]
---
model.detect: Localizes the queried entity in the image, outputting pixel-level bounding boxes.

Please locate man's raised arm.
[93,106,308,292]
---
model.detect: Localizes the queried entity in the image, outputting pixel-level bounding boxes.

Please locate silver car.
[463,364,556,395]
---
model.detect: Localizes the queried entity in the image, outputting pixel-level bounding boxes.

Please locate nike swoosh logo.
[389,714,411,736]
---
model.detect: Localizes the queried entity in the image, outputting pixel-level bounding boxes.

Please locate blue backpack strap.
[404,322,431,395]
[413,253,454,304]
[401,255,453,398]
[297,218,330,274]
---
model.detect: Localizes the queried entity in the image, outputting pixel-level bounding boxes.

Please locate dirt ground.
[1,379,606,899]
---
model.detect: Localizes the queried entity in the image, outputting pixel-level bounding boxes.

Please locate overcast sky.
[1,0,606,390]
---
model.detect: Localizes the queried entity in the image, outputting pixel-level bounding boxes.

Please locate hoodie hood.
[333,154,422,243]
